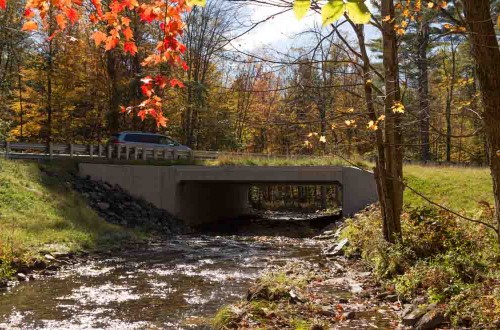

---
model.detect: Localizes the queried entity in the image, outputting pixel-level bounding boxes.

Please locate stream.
[0,234,323,329]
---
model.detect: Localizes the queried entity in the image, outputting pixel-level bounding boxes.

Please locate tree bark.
[462,0,500,248]
[106,50,120,134]
[353,18,402,243]
[380,0,403,242]
[417,21,431,162]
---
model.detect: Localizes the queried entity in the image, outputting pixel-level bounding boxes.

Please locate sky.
[229,4,381,54]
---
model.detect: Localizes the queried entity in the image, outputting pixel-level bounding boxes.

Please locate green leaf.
[293,0,311,20]
[187,0,206,7]
[345,0,371,24]
[322,0,345,26]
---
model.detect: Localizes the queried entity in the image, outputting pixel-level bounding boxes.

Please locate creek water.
[0,234,323,329]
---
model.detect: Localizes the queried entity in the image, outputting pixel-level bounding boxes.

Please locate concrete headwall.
[79,164,378,225]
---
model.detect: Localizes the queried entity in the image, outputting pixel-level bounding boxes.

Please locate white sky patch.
[232,6,321,51]
[230,3,381,53]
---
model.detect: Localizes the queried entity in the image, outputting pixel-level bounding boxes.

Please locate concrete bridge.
[79,164,378,226]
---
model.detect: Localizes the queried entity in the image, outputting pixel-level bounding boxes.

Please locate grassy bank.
[0,159,135,279]
[202,154,369,168]
[342,165,499,328]
[404,165,493,214]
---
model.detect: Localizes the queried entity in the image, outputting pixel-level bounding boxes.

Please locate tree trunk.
[380,0,403,242]
[17,62,23,141]
[462,0,500,248]
[445,42,457,162]
[353,19,402,243]
[417,21,431,162]
[106,50,120,134]
[46,37,53,146]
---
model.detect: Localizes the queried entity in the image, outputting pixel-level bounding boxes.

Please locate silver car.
[109,132,191,154]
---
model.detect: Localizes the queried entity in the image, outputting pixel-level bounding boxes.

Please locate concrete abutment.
[79,164,378,226]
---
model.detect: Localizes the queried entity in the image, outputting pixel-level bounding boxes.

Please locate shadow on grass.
[0,159,137,262]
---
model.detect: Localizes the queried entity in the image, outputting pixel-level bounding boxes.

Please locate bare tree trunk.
[46,34,53,146]
[417,21,430,161]
[106,50,120,134]
[444,41,457,162]
[380,0,403,242]
[353,20,402,242]
[17,62,23,141]
[463,0,500,249]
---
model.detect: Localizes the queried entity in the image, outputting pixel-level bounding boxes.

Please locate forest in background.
[0,0,497,164]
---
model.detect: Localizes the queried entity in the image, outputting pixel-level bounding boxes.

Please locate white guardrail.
[0,141,276,161]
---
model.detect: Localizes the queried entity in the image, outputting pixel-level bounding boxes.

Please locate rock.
[33,259,47,270]
[289,289,305,304]
[385,294,399,302]
[376,292,389,300]
[360,291,371,298]
[40,270,57,276]
[97,202,110,210]
[16,273,27,281]
[52,252,71,259]
[310,325,324,330]
[320,306,335,317]
[343,311,356,320]
[339,298,349,304]
[325,238,349,256]
[402,305,428,327]
[46,264,60,271]
[0,279,8,288]
[415,310,446,330]
[44,254,56,261]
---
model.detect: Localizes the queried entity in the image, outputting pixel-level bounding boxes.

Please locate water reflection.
[0,236,321,329]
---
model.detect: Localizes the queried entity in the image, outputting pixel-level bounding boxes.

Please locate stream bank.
[212,223,402,330]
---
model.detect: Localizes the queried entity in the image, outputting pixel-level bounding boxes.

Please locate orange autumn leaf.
[124,41,138,55]
[123,26,134,41]
[65,7,79,24]
[92,30,107,46]
[21,21,38,31]
[56,14,67,30]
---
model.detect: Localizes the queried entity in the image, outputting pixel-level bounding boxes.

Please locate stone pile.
[72,175,184,235]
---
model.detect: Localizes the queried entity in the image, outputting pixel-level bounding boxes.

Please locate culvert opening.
[248,184,342,215]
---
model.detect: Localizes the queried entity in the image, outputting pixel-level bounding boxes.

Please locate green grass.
[0,159,134,273]
[404,165,493,215]
[202,154,370,169]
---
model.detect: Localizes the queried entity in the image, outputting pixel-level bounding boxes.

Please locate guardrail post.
[125,146,130,160]
[89,145,94,158]
[133,147,138,160]
[5,141,10,159]
[49,142,53,160]
[69,144,74,158]
[162,148,168,160]
[117,145,121,160]
[153,148,158,160]
[98,144,103,158]
[107,144,112,159]
[188,150,194,162]
[142,148,148,161]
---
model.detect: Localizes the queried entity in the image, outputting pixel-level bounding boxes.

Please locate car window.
[124,134,161,144]
[159,136,176,145]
